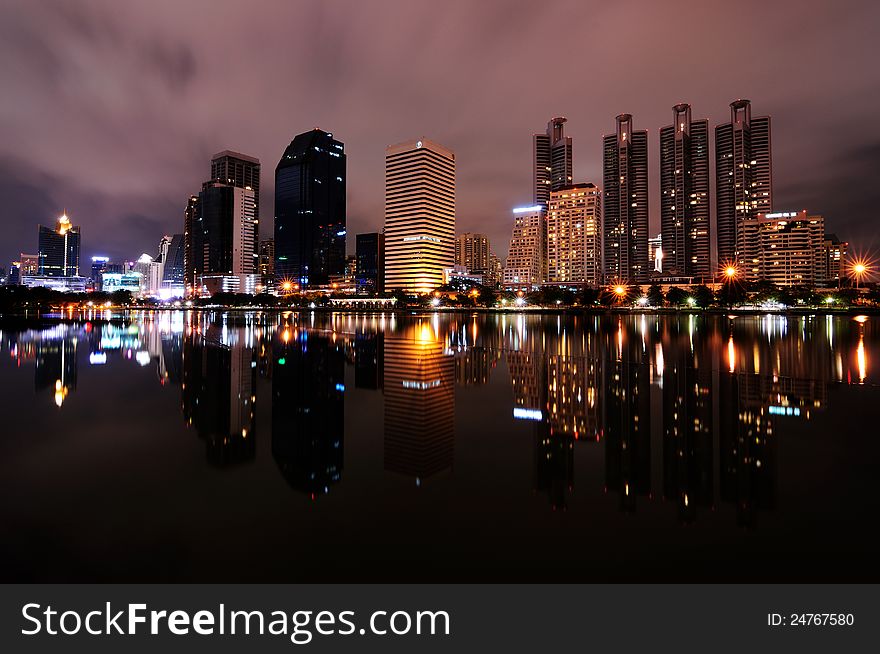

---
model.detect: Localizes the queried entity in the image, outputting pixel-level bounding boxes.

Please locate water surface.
[1,310,877,581]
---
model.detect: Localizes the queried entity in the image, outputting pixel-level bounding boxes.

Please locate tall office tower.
[160,234,186,291]
[741,210,824,286]
[191,181,258,295]
[454,232,490,275]
[38,213,81,277]
[274,129,346,287]
[210,151,261,221]
[660,104,711,278]
[503,205,544,288]
[715,99,772,267]
[546,183,602,285]
[384,138,455,293]
[183,195,199,293]
[603,114,649,283]
[383,322,455,481]
[258,238,275,288]
[356,232,385,294]
[533,117,573,205]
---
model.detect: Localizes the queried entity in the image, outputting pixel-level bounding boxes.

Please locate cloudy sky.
[1,0,878,268]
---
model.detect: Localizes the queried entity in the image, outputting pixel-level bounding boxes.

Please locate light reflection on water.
[0,310,878,582]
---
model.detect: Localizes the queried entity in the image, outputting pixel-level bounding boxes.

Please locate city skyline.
[1,1,879,271]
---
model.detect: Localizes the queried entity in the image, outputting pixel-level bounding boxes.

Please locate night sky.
[1,0,878,268]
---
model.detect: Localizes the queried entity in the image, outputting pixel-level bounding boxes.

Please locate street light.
[724,266,737,280]
[852,261,868,289]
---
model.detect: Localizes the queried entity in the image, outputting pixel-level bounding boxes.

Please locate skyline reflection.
[0,310,876,529]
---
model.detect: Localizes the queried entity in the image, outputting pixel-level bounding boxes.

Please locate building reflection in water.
[0,310,875,526]
[271,324,345,498]
[181,318,257,467]
[383,320,455,484]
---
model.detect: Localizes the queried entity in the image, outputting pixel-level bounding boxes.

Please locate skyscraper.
[660,103,711,278]
[183,195,199,294]
[160,233,185,292]
[533,117,573,205]
[603,114,649,283]
[191,181,258,295]
[454,232,490,276]
[258,238,275,289]
[356,232,385,294]
[384,138,455,293]
[715,99,772,267]
[274,129,346,287]
[546,183,602,285]
[211,150,261,221]
[38,213,80,277]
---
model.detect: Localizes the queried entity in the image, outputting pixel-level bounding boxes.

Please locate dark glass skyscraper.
[660,103,711,278]
[274,129,346,286]
[37,213,80,277]
[183,195,199,292]
[161,233,186,288]
[715,99,772,267]
[603,114,649,283]
[355,232,384,294]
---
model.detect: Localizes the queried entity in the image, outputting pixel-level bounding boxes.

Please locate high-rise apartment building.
[191,181,258,295]
[822,234,848,286]
[211,151,261,221]
[546,183,602,286]
[454,232,490,276]
[38,213,81,277]
[274,129,346,287]
[716,100,772,267]
[384,138,455,293]
[741,210,823,286]
[660,103,711,278]
[533,117,573,205]
[603,114,649,283]
[503,205,544,288]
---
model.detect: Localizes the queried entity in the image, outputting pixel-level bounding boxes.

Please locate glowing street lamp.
[724,266,737,280]
[852,261,868,289]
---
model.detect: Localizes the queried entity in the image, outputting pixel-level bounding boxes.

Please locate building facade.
[741,211,824,286]
[716,99,772,267]
[660,103,711,278]
[384,138,455,293]
[191,181,258,295]
[356,232,385,294]
[533,117,573,205]
[503,205,544,289]
[211,151,261,222]
[603,114,649,284]
[546,183,602,286]
[38,213,81,277]
[454,232,490,277]
[274,129,346,287]
[822,234,848,286]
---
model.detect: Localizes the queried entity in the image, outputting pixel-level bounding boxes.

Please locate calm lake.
[1,310,878,582]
